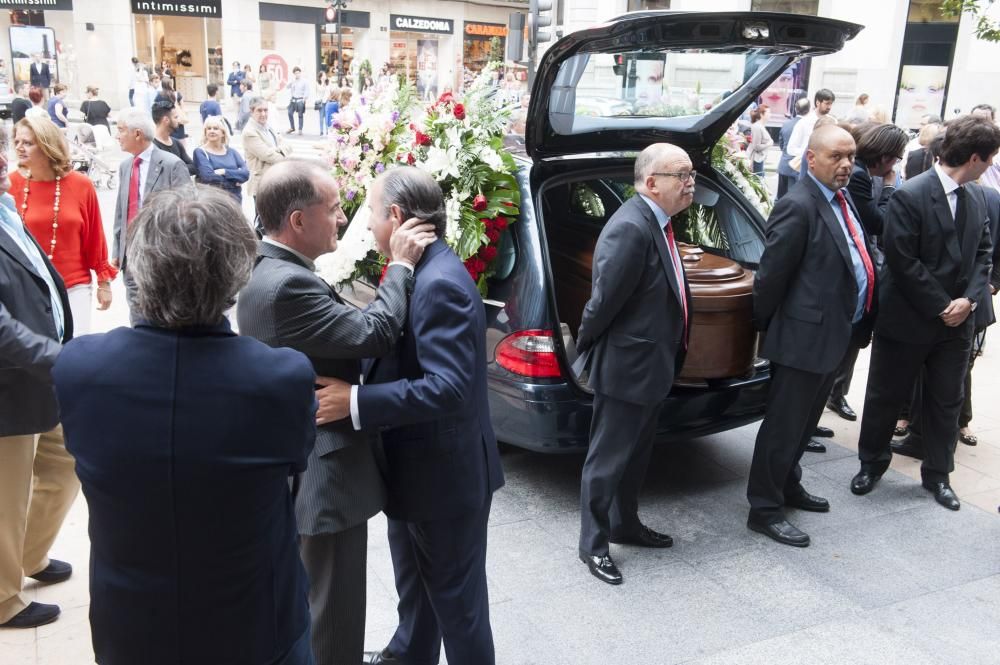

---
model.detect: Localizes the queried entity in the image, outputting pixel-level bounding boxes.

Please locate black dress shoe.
[747,517,810,547]
[579,553,623,585]
[0,601,60,628]
[28,559,72,584]
[891,437,924,460]
[785,490,830,512]
[805,438,827,453]
[364,648,400,664]
[922,481,961,511]
[813,425,834,438]
[850,469,881,495]
[609,524,673,548]
[826,396,857,421]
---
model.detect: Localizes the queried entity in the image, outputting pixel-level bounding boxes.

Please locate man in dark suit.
[317,167,504,665]
[237,161,435,665]
[749,126,878,547]
[851,115,1000,510]
[0,123,75,629]
[777,97,811,199]
[29,53,51,91]
[575,143,693,584]
[110,107,190,323]
[826,123,908,422]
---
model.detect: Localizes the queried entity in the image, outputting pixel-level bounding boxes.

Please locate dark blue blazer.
[53,321,316,665]
[358,239,505,522]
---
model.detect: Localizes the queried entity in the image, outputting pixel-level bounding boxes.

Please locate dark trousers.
[299,523,367,665]
[747,363,836,523]
[752,160,765,177]
[579,393,662,556]
[857,332,972,483]
[288,100,305,131]
[386,501,494,665]
[777,173,795,199]
[907,337,980,439]
[128,88,134,106]
[123,267,139,326]
[829,344,861,402]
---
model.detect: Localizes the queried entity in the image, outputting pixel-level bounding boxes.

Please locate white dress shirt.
[134,143,155,209]
[933,162,961,218]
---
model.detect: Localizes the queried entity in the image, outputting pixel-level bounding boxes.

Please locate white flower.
[478,146,504,172]
[421,145,462,180]
[316,203,377,285]
[444,193,463,245]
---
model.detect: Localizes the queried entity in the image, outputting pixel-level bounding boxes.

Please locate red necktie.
[835,190,875,312]
[127,155,142,224]
[664,222,689,347]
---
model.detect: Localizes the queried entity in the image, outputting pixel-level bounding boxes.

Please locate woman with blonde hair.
[193,116,250,203]
[10,115,115,334]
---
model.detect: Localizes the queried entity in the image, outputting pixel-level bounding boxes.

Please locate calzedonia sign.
[390,14,454,35]
[131,0,221,18]
[0,0,74,9]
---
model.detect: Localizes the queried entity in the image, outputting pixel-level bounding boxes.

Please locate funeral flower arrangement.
[316,65,520,296]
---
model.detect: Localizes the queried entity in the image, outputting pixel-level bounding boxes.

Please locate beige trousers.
[0,426,80,622]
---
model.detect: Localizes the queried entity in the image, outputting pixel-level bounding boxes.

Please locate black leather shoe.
[850,469,881,495]
[805,438,827,453]
[922,481,961,511]
[747,517,810,547]
[28,559,72,584]
[786,490,830,512]
[609,524,673,548]
[364,648,400,664]
[579,553,623,585]
[813,425,834,438]
[826,396,857,421]
[0,602,60,628]
[891,437,924,460]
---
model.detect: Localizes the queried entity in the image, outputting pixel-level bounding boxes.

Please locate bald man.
[749,126,878,547]
[576,143,693,585]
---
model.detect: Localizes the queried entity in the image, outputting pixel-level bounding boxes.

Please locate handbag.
[314,100,324,111]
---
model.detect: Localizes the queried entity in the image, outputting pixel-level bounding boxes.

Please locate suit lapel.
[806,178,854,277]
[929,174,962,267]
[0,221,43,280]
[636,197,683,307]
[144,151,163,196]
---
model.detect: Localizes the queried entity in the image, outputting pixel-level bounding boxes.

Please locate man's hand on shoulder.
[315,375,352,425]
[389,217,438,267]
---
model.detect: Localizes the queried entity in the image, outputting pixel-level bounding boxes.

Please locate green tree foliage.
[941,0,1000,41]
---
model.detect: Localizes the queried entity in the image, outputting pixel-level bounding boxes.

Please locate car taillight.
[495,329,562,378]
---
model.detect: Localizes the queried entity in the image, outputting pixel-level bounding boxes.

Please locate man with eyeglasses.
[749,125,878,547]
[576,143,694,585]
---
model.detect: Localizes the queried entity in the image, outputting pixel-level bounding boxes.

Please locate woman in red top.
[12,115,116,334]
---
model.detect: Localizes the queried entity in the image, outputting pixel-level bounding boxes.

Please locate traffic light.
[528,0,553,50]
[612,54,626,76]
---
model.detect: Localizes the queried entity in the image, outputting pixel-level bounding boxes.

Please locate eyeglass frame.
[651,170,698,182]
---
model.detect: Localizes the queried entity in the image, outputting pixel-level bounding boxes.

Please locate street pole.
[330,0,348,87]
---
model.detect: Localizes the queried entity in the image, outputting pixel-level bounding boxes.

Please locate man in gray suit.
[577,143,693,585]
[0,124,76,629]
[110,107,190,323]
[237,161,435,665]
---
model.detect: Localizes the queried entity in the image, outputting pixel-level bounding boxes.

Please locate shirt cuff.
[387,260,415,272]
[350,385,361,431]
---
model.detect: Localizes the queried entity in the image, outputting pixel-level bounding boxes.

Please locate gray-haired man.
[111,107,191,322]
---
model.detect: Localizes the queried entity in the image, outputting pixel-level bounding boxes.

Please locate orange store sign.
[464,22,507,38]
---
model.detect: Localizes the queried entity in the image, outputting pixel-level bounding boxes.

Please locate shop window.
[750,0,819,14]
[10,10,45,27]
[627,0,671,10]
[907,0,959,23]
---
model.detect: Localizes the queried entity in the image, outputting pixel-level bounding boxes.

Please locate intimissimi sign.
[390,14,454,35]
[131,0,221,18]
[0,0,74,9]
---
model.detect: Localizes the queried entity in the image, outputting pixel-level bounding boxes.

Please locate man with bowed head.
[315,166,504,665]
[576,142,693,585]
[749,125,878,547]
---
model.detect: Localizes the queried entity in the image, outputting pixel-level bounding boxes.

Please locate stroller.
[68,123,122,190]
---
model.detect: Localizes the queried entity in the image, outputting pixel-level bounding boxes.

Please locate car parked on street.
[344,11,862,453]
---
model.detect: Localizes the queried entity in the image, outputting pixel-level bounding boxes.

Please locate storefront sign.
[464,22,507,39]
[390,14,453,35]
[0,0,73,9]
[130,0,222,18]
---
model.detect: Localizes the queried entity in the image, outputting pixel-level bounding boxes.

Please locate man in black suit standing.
[852,115,1000,510]
[29,53,51,92]
[777,97,811,199]
[749,125,878,547]
[576,143,693,585]
[237,161,435,665]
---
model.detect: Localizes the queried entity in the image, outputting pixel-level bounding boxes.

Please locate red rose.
[478,245,498,262]
[406,153,416,165]
[438,91,454,105]
[486,229,500,243]
[502,201,514,207]
[464,257,485,281]
[494,215,508,231]
[453,103,466,120]
[481,217,494,231]
[415,131,432,146]
[472,194,488,212]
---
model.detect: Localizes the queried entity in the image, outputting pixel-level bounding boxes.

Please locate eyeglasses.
[652,171,697,182]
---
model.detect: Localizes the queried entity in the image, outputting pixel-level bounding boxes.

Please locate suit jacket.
[576,195,690,406]
[971,184,1000,330]
[242,121,290,197]
[876,169,993,344]
[53,321,314,665]
[30,62,51,89]
[357,239,504,523]
[0,203,72,437]
[754,176,878,374]
[847,161,894,238]
[112,146,190,266]
[777,115,802,178]
[237,241,413,535]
